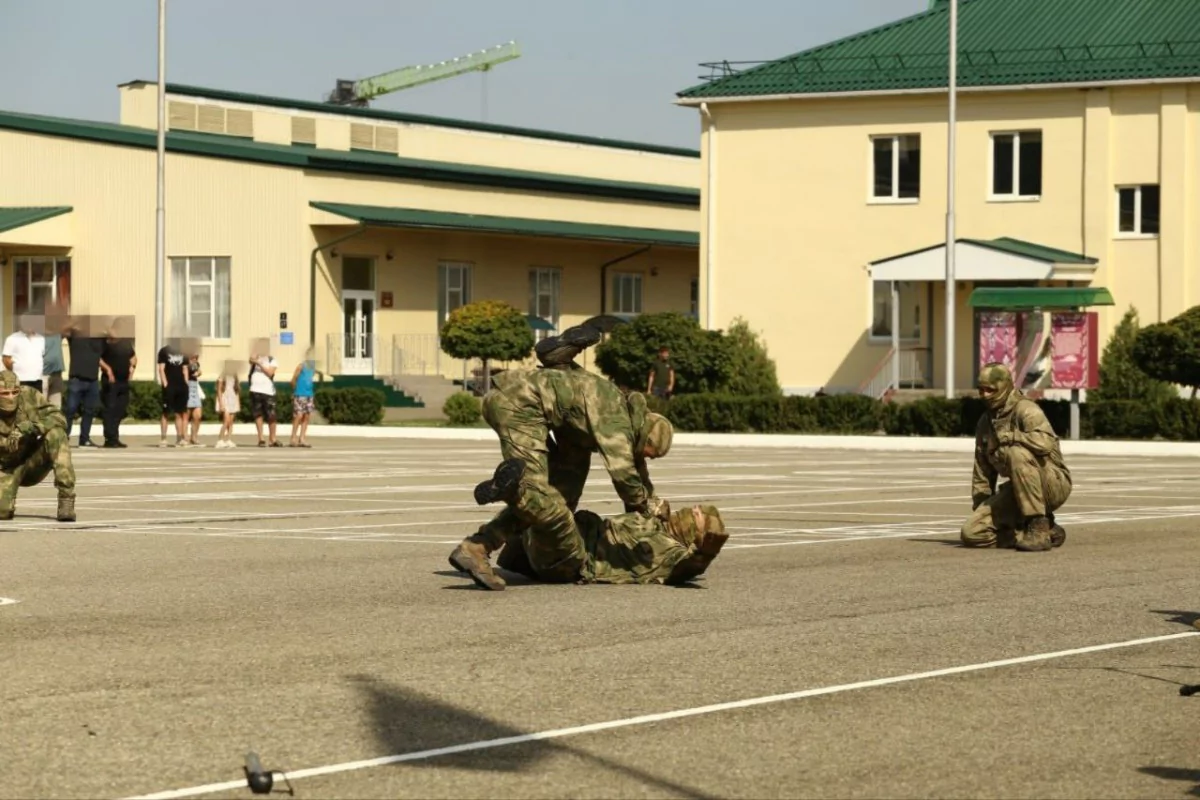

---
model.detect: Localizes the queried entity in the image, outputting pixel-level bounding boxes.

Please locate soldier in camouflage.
[961,362,1070,551]
[0,370,76,521]
[448,346,671,591]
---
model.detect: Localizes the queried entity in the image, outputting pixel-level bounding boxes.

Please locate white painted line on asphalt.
[0,597,19,607]
[122,630,1200,800]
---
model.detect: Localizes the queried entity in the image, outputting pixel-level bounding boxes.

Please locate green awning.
[969,287,1115,309]
[526,314,555,331]
[0,206,71,234]
[311,201,698,248]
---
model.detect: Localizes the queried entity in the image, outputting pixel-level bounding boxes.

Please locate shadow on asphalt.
[906,538,964,547]
[349,675,717,798]
[1150,609,1200,628]
[1135,767,1200,797]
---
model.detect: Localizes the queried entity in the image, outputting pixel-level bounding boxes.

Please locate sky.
[0,0,929,149]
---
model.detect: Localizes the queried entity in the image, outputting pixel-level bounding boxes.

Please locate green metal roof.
[871,237,1096,265]
[969,286,1115,309]
[310,202,699,248]
[679,0,1200,100]
[128,81,700,159]
[0,109,699,208]
[525,314,556,331]
[0,206,71,233]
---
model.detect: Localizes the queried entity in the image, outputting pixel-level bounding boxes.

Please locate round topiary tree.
[1133,305,1200,398]
[439,300,535,393]
[593,311,733,394]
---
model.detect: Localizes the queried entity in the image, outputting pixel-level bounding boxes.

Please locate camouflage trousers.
[476,389,589,581]
[961,446,1072,547]
[0,427,76,512]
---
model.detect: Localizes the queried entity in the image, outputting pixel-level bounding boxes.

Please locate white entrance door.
[342,290,375,375]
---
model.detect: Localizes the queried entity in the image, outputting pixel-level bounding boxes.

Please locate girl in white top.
[215,362,241,448]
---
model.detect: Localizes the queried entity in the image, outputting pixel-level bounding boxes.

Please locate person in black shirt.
[63,315,106,447]
[99,316,137,448]
[157,337,190,447]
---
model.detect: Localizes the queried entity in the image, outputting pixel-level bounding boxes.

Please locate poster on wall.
[978,311,1018,373]
[1050,312,1100,389]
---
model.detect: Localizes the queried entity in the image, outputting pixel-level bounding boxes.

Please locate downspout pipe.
[598,244,652,315]
[309,225,367,351]
[700,102,715,330]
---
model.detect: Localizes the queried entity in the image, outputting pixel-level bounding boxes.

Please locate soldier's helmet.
[0,370,21,415]
[667,504,725,548]
[640,412,674,458]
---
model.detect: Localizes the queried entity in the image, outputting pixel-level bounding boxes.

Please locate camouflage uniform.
[961,363,1070,551]
[450,362,670,590]
[0,370,76,521]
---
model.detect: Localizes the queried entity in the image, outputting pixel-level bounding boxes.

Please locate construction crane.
[326,41,521,109]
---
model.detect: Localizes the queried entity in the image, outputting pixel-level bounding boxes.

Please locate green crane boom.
[327,41,521,107]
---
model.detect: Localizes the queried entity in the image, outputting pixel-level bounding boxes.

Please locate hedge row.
[91,381,386,426]
[650,393,1200,441]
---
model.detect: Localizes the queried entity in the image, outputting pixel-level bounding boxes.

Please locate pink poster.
[977,312,1018,373]
[1050,312,1099,389]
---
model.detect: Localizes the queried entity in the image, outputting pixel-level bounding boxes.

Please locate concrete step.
[385,374,463,418]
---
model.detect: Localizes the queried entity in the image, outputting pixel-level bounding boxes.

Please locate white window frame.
[170,256,231,341]
[1115,184,1160,239]
[868,134,921,204]
[438,261,473,325]
[867,279,922,344]
[988,130,1042,202]
[611,271,643,316]
[528,266,561,341]
[12,255,68,315]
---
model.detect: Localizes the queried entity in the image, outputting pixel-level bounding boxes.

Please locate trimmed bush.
[444,391,483,427]
[595,312,733,394]
[98,381,385,426]
[314,387,385,426]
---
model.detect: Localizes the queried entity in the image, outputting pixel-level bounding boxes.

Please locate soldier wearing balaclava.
[0,369,77,521]
[961,362,1071,551]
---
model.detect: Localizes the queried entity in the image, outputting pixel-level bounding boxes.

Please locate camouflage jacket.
[971,393,1071,504]
[0,386,66,468]
[492,366,649,509]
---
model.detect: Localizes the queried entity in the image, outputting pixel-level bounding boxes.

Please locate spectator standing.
[63,315,105,447]
[289,351,318,448]
[42,302,66,408]
[99,316,136,448]
[248,339,280,447]
[157,337,189,447]
[215,361,240,449]
[2,315,46,390]
[185,351,204,446]
[646,346,675,400]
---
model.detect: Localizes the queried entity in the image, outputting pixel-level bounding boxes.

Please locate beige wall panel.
[1111,87,1161,186]
[118,84,156,128]
[252,110,292,146]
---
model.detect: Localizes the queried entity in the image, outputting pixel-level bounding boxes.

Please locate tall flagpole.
[155,0,166,358]
[943,0,958,399]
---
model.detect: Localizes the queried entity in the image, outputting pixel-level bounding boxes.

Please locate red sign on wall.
[1050,311,1099,389]
[977,311,1018,374]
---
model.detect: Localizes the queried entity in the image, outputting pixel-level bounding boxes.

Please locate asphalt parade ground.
[4,436,1200,799]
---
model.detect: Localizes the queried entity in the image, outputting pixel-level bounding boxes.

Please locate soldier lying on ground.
[449,326,672,591]
[0,369,77,521]
[961,362,1069,551]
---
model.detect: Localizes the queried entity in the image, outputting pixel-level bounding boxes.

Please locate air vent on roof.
[350,122,375,151]
[168,101,198,130]
[374,126,399,153]
[225,108,254,138]
[197,104,225,134]
[291,116,317,145]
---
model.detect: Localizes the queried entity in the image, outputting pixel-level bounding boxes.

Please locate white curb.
[108,424,1200,457]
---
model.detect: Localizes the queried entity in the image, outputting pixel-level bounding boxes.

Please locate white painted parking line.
[122,630,1200,800]
[0,597,19,607]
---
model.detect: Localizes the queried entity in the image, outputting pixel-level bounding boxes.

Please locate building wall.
[118,84,701,190]
[700,84,1200,393]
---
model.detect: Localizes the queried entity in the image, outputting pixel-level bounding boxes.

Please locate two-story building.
[0,81,701,403]
[676,0,1200,396]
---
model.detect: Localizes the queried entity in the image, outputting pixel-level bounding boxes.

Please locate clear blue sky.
[0,0,928,148]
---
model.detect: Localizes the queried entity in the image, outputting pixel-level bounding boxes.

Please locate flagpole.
[155,0,166,358]
[943,0,958,399]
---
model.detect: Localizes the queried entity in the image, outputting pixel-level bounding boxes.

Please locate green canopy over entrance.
[969,286,1115,310]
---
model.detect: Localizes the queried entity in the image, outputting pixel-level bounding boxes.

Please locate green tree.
[439,300,534,391]
[724,316,782,396]
[1133,305,1200,398]
[1090,306,1177,403]
[594,312,732,394]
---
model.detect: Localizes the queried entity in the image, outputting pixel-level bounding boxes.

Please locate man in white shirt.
[2,315,47,390]
[248,338,280,447]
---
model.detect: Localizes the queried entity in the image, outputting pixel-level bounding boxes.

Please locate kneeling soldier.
[961,363,1069,551]
[0,370,77,521]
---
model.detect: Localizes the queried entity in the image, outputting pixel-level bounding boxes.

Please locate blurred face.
[0,384,18,414]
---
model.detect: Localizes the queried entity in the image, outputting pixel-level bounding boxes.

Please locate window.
[1116,184,1160,236]
[170,256,231,339]
[991,131,1042,199]
[611,272,642,315]
[871,134,921,201]
[528,267,561,340]
[870,280,922,341]
[689,278,699,318]
[438,261,472,324]
[13,256,70,315]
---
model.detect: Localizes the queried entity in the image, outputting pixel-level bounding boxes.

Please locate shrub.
[594,312,732,394]
[724,317,782,396]
[1133,304,1200,398]
[443,391,483,427]
[439,300,535,388]
[314,387,385,426]
[1094,307,1180,404]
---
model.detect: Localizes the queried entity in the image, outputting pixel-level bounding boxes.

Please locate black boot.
[473,459,525,506]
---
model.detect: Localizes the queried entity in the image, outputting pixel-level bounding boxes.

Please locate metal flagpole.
[943,0,958,399]
[155,0,166,357]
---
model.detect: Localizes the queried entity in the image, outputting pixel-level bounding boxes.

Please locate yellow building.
[0,81,700,408]
[676,0,1199,396]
